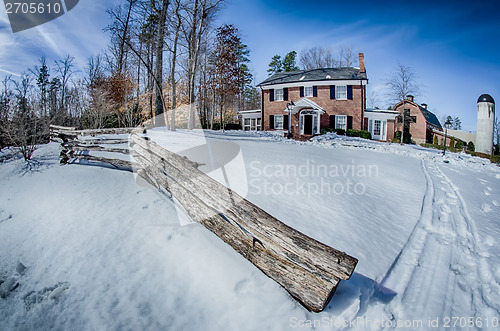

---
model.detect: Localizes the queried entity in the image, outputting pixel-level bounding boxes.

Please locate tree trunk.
[187,0,207,130]
[153,0,170,126]
[117,0,135,74]
[170,1,182,132]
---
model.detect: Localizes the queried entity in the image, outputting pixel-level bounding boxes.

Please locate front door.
[304,115,313,135]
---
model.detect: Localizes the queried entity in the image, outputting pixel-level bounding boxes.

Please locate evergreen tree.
[282,51,299,72]
[267,55,282,75]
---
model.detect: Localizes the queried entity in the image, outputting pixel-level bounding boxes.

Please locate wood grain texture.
[61,144,130,155]
[130,134,358,312]
[66,154,137,170]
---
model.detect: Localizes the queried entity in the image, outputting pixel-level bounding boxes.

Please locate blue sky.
[1,0,499,131]
[219,0,500,131]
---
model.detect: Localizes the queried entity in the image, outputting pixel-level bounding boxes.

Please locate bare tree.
[183,0,224,129]
[386,64,420,144]
[168,0,183,131]
[299,46,356,69]
[0,76,13,149]
[367,90,381,109]
[54,55,75,120]
[2,74,46,161]
[106,0,138,74]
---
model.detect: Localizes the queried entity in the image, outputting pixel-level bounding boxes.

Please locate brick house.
[393,95,442,144]
[257,53,368,138]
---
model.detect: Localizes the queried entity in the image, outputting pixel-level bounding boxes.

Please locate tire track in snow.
[376,160,500,330]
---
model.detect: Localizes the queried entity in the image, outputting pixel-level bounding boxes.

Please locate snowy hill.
[1,130,499,330]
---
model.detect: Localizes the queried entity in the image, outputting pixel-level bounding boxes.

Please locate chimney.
[407,95,414,102]
[359,53,365,73]
[421,103,427,109]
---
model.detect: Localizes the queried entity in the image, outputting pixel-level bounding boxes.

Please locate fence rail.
[50,125,358,312]
[50,125,140,170]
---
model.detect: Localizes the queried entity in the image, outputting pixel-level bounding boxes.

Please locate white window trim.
[299,110,320,135]
[274,114,284,130]
[335,85,347,100]
[304,86,313,97]
[374,120,381,136]
[335,115,347,130]
[275,88,284,102]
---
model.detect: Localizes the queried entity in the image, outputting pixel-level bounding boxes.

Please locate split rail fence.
[50,125,358,312]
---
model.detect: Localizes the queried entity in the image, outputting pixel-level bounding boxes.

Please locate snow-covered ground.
[1,129,499,330]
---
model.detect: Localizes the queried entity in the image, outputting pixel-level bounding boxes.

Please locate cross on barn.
[392,96,443,144]
[396,109,417,128]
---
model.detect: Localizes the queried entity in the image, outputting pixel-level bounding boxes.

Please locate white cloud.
[0,0,113,79]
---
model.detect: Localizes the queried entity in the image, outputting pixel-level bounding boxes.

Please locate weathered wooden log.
[62,138,130,145]
[68,153,137,171]
[49,124,77,131]
[131,140,356,280]
[52,127,144,137]
[61,144,130,155]
[130,134,358,312]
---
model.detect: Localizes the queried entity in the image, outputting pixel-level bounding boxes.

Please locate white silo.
[476,94,495,154]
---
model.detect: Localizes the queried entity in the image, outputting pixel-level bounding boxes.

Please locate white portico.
[287,98,325,136]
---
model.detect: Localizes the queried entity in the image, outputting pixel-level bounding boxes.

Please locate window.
[374,120,381,136]
[304,86,313,97]
[335,115,347,130]
[243,118,261,131]
[274,115,284,129]
[275,88,284,101]
[335,85,347,100]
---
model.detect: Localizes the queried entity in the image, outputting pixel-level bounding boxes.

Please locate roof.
[394,99,443,129]
[288,98,325,114]
[478,94,495,104]
[239,109,261,114]
[365,108,399,114]
[418,105,442,129]
[257,67,367,87]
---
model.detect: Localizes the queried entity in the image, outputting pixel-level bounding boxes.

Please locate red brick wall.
[387,120,395,141]
[262,84,365,132]
[393,102,428,144]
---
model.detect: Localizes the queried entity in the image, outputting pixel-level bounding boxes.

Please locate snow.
[1,130,499,330]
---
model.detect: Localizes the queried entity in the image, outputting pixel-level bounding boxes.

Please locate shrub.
[394,131,412,144]
[321,128,345,135]
[346,129,357,137]
[491,155,500,163]
[455,140,464,149]
[224,123,241,130]
[211,123,221,130]
[449,136,455,149]
[346,129,371,140]
[433,135,439,145]
[360,130,372,139]
[467,141,475,152]
[475,152,491,160]
[334,128,346,136]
